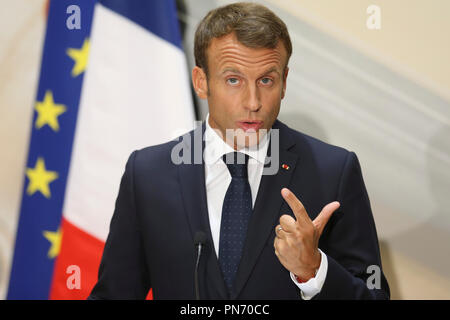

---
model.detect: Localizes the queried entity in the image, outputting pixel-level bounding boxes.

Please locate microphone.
[194,231,207,300]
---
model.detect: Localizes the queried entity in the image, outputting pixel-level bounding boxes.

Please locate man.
[89,2,390,300]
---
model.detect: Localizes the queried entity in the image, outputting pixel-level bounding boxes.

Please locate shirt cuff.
[290,249,328,300]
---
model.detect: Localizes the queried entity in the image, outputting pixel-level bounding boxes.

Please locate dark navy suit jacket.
[89,120,390,300]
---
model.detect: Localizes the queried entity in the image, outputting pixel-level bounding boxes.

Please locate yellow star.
[26,157,58,199]
[43,228,62,259]
[35,90,67,132]
[67,38,90,77]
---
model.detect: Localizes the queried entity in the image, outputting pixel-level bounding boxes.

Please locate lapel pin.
[281,164,290,170]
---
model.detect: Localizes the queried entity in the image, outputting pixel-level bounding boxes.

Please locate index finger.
[281,188,311,225]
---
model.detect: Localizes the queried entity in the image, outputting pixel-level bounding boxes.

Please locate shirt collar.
[204,113,270,165]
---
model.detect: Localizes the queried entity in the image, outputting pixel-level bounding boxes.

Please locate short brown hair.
[194,2,292,77]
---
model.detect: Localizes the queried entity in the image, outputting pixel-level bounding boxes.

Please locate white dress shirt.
[203,114,327,300]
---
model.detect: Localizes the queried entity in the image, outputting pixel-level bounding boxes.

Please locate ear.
[281,67,289,99]
[192,66,208,99]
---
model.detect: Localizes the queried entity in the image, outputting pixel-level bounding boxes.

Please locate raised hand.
[274,188,340,281]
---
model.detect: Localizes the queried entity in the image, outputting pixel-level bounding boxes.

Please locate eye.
[259,77,273,85]
[226,77,240,86]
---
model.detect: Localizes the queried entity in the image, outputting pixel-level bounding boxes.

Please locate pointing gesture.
[274,188,340,281]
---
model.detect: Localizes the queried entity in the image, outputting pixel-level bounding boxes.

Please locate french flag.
[7,0,195,299]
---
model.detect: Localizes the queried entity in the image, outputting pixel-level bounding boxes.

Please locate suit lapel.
[177,123,228,299]
[232,120,299,299]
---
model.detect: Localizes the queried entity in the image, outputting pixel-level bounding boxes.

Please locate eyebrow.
[260,67,280,77]
[221,67,243,75]
[220,66,281,77]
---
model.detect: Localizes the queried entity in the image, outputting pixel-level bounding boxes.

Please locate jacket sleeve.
[314,151,390,299]
[88,150,151,299]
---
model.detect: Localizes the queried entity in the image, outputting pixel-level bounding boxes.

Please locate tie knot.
[222,152,249,178]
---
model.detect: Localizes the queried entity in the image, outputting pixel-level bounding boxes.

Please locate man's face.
[192,33,289,149]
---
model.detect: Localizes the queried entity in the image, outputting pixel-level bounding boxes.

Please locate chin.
[234,130,263,150]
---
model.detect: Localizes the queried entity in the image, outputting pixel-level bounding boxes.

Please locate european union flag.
[7,0,96,299]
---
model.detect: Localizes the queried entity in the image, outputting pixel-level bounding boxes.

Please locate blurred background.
[1,0,449,299]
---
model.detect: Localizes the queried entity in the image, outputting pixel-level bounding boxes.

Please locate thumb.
[313,201,340,237]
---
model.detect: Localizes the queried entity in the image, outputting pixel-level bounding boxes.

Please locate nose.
[244,84,262,112]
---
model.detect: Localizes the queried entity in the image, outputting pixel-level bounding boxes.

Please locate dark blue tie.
[219,152,252,293]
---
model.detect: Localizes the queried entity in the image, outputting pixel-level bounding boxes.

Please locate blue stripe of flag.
[100,0,183,49]
[7,0,96,299]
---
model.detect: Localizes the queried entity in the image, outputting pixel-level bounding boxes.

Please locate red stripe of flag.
[49,217,153,299]
[49,217,104,299]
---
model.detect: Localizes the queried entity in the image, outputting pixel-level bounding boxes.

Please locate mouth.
[236,120,263,132]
